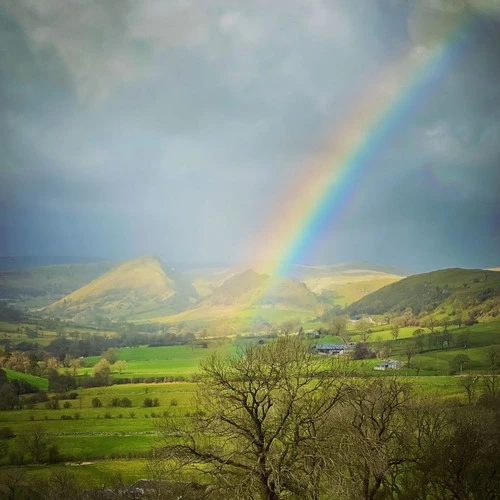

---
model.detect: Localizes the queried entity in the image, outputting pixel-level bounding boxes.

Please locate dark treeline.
[1,329,195,363]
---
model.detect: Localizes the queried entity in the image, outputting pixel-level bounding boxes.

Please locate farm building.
[313,343,352,355]
[374,360,402,371]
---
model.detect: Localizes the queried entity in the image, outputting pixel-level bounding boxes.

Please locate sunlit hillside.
[348,268,500,318]
[156,268,326,323]
[43,256,198,321]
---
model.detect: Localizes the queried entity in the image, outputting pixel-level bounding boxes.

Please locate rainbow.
[249,16,470,282]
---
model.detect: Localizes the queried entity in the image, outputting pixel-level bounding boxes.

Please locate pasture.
[1,321,498,490]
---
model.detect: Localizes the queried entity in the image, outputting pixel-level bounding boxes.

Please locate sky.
[1,0,499,273]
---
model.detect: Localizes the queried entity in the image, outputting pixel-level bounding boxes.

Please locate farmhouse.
[314,343,351,355]
[374,359,402,371]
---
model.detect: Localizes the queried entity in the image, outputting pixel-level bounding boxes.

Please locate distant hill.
[186,266,243,297]
[43,256,198,321]
[0,256,107,271]
[347,268,500,318]
[289,262,409,280]
[0,260,116,308]
[289,263,404,307]
[187,262,405,307]
[159,269,325,323]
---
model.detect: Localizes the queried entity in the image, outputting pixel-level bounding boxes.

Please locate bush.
[25,392,49,405]
[104,412,112,419]
[121,397,132,407]
[111,397,121,407]
[170,399,178,406]
[45,399,60,410]
[0,427,14,439]
[63,401,71,409]
[91,397,102,408]
[143,398,153,407]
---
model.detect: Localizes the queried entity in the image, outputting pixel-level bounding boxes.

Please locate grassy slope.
[154,269,325,325]
[347,268,500,316]
[4,368,49,391]
[44,256,197,321]
[80,344,233,379]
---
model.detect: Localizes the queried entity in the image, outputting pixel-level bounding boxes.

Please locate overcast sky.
[1,0,499,272]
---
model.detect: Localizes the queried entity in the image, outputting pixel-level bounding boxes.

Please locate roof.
[314,343,350,350]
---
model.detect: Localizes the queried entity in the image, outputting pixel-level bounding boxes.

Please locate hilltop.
[187,261,404,307]
[158,268,325,323]
[289,262,404,307]
[347,267,500,318]
[43,256,198,321]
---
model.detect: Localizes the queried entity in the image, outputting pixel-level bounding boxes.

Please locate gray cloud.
[1,0,499,269]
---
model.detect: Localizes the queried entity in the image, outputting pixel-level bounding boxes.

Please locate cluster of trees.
[153,337,499,500]
[0,326,197,369]
[0,369,39,410]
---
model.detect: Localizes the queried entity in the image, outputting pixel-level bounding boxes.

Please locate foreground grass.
[0,459,147,487]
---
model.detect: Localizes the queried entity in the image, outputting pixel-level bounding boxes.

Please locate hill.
[347,268,500,318]
[157,269,325,323]
[43,256,198,321]
[0,256,107,271]
[0,260,116,308]
[186,266,243,297]
[289,263,404,307]
[187,262,405,307]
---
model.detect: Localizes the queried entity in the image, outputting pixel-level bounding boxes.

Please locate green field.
[81,344,233,379]
[1,320,498,491]
[4,369,49,391]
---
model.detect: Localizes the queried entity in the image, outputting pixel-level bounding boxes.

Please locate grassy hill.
[188,262,404,307]
[347,268,500,318]
[290,263,404,307]
[186,266,243,297]
[43,256,198,322]
[0,260,116,308]
[155,269,326,324]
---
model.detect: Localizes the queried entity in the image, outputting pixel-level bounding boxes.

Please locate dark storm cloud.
[1,0,499,269]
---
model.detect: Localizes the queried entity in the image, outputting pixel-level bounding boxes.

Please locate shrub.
[45,399,60,410]
[91,397,102,408]
[170,399,178,406]
[143,398,153,407]
[104,412,112,419]
[121,397,132,407]
[63,401,71,409]
[111,398,121,407]
[0,427,14,439]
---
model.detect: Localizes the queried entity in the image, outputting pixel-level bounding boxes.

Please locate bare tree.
[391,322,400,341]
[329,315,349,343]
[325,378,413,500]
[356,319,372,342]
[405,342,417,368]
[154,337,348,500]
[460,375,478,405]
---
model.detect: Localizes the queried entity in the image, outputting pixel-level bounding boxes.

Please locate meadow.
[1,319,498,490]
